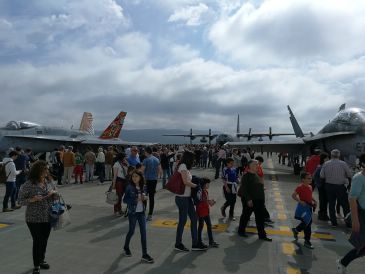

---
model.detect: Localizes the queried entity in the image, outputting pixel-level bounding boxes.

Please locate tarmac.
[0,156,363,274]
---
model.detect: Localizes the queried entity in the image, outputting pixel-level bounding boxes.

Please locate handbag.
[106,190,118,205]
[53,207,71,230]
[165,171,185,195]
[52,195,71,230]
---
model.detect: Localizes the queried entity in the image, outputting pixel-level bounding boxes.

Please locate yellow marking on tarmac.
[272,187,280,191]
[274,192,281,197]
[245,227,335,240]
[151,219,228,232]
[0,223,10,229]
[279,226,291,232]
[274,198,283,202]
[278,213,287,220]
[282,242,296,256]
[276,204,285,210]
[287,267,301,274]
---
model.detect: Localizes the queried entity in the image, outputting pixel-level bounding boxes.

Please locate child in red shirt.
[197,178,219,248]
[291,172,317,249]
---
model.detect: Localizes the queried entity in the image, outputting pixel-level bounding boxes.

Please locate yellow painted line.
[245,227,335,240]
[274,192,281,197]
[0,223,10,229]
[276,204,285,210]
[279,226,291,232]
[274,198,283,202]
[272,187,280,191]
[278,213,287,220]
[151,219,228,232]
[287,267,301,274]
[282,242,296,255]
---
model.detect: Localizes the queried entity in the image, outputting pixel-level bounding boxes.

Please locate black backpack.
[191,176,203,205]
[0,161,11,184]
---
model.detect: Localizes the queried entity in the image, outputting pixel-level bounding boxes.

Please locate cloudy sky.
[1,0,365,135]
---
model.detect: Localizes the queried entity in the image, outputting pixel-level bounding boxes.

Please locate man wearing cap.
[320,149,352,227]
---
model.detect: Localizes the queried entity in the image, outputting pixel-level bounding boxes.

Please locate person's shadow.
[222,235,263,273]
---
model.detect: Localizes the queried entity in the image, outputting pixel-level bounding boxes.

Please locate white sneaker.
[336,259,346,274]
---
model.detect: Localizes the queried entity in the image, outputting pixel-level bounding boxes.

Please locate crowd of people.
[0,144,364,274]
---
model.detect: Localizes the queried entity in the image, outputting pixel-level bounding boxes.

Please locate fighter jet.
[0,111,150,154]
[226,105,365,160]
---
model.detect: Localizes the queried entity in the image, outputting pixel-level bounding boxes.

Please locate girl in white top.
[112,153,128,216]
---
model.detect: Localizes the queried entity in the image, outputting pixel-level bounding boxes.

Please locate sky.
[1,0,365,136]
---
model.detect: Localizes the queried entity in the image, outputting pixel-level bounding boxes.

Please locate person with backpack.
[2,150,21,212]
[174,150,206,252]
[196,178,219,248]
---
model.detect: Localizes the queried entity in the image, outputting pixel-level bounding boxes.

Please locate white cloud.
[209,0,365,66]
[0,0,128,50]
[168,3,210,26]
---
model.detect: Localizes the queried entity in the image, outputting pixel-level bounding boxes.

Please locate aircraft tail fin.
[79,112,95,135]
[287,106,304,138]
[236,114,240,135]
[338,103,346,112]
[99,111,127,139]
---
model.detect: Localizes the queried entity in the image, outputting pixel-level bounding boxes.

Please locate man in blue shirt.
[142,146,162,221]
[127,146,141,167]
[337,153,365,273]
[13,147,29,203]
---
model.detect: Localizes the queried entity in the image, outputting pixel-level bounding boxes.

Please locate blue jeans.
[3,181,16,209]
[15,173,26,201]
[162,168,171,188]
[124,212,147,256]
[175,196,198,246]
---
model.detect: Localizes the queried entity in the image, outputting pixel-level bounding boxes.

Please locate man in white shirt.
[2,150,21,212]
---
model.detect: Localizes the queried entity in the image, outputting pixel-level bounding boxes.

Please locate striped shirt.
[320,159,352,185]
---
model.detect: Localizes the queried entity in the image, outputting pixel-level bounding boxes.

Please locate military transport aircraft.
[226,105,365,160]
[164,115,295,145]
[0,111,150,154]
[163,128,218,144]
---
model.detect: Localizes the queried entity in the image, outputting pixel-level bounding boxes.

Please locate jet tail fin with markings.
[287,106,304,138]
[99,111,127,139]
[79,112,95,135]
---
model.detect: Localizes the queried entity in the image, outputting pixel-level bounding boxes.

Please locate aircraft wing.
[4,134,85,143]
[303,131,356,141]
[82,138,156,146]
[162,134,194,137]
[226,139,305,153]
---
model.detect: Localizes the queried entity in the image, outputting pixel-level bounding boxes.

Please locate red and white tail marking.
[79,112,94,135]
[99,111,127,139]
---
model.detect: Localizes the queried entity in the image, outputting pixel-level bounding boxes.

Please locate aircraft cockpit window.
[5,121,20,129]
[333,112,351,123]
[19,121,40,129]
[5,121,40,130]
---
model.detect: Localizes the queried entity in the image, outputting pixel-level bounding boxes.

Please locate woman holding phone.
[18,160,58,274]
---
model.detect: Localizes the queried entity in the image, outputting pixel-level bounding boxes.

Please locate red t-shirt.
[295,184,313,205]
[305,155,320,175]
[196,190,209,217]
